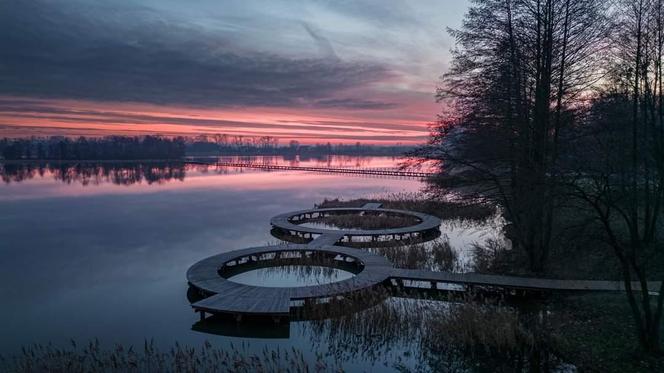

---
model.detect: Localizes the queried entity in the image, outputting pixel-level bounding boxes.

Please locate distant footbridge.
[187,160,435,178]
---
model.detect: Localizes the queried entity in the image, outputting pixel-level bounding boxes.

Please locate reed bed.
[0,340,338,373]
[298,287,450,366]
[2,298,564,372]
[472,238,521,275]
[318,192,496,222]
[422,301,565,372]
[370,238,463,272]
[295,286,564,371]
[303,212,420,230]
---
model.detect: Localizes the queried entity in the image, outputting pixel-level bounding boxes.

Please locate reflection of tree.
[224,256,363,287]
[297,294,447,368]
[300,295,561,371]
[0,162,186,186]
[255,265,346,286]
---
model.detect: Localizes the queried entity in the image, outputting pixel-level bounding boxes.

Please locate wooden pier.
[270,204,442,246]
[390,268,660,292]
[187,244,393,320]
[187,160,435,178]
[187,202,661,320]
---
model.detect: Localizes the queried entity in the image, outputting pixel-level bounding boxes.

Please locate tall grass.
[422,300,565,372]
[2,298,567,372]
[0,340,338,373]
[299,212,420,230]
[299,287,450,366]
[318,192,496,222]
[370,238,463,272]
[472,238,526,275]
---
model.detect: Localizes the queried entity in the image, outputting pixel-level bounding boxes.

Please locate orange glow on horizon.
[0,95,435,145]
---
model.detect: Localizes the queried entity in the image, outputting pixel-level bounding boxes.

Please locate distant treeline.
[0,135,412,160]
[0,136,186,160]
[186,135,412,156]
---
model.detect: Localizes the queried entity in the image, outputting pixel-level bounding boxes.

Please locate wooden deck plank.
[309,232,345,248]
[193,293,290,316]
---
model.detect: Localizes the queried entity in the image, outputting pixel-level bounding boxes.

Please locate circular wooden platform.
[187,202,657,321]
[270,205,442,244]
[187,244,393,317]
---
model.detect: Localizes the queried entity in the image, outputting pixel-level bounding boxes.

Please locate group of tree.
[416,0,664,353]
[186,135,411,156]
[1,134,412,161]
[0,136,186,160]
[187,134,279,155]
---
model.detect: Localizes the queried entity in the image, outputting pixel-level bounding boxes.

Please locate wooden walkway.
[188,245,659,319]
[270,203,442,244]
[309,232,345,248]
[187,244,393,319]
[187,202,660,320]
[390,268,661,292]
[187,160,434,178]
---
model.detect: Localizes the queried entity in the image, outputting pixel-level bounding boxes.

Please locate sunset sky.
[0,0,469,144]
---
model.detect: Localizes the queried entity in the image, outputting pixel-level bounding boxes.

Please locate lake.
[0,156,505,371]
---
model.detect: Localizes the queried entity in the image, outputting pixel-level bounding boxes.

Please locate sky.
[0,0,470,145]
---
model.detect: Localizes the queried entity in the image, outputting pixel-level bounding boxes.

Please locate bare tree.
[417,0,609,273]
[566,0,664,353]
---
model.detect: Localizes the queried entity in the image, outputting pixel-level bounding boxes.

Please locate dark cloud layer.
[0,99,419,133]
[0,1,394,109]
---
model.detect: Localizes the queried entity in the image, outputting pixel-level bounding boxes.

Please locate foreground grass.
[0,340,337,373]
[550,293,664,373]
[4,295,660,372]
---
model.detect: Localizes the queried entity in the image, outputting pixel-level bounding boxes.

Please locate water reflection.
[296,211,421,232]
[300,292,449,367]
[188,281,563,371]
[0,156,455,371]
[0,155,405,186]
[227,265,355,287]
[0,161,186,185]
[191,315,291,339]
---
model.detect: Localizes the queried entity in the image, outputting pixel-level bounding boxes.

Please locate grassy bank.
[549,293,664,372]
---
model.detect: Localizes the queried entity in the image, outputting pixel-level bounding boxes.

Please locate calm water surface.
[0,156,503,371]
[228,265,356,287]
